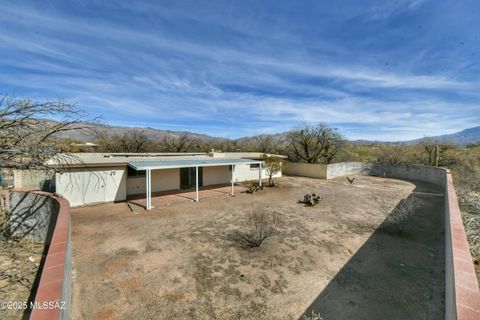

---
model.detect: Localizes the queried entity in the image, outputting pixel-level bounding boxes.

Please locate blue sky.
[0,0,479,140]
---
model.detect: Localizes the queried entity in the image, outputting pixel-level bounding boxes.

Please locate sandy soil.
[70,176,445,320]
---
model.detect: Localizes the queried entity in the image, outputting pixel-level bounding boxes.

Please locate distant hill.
[351,126,480,146]
[52,122,228,144]
[52,120,480,147]
[405,126,480,146]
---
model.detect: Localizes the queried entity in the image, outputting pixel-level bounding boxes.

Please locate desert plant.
[383,197,422,235]
[346,176,356,184]
[302,310,323,320]
[263,155,283,187]
[244,183,263,194]
[299,193,322,207]
[236,211,280,248]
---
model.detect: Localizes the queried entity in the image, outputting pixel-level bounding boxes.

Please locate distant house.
[47,152,286,209]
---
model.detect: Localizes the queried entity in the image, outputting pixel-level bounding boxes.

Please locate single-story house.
[47,152,286,210]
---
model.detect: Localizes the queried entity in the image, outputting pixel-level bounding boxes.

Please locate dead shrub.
[464,215,480,260]
[1,207,10,243]
[235,211,280,248]
[383,197,422,236]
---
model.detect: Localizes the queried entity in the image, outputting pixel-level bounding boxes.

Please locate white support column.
[195,166,199,202]
[259,163,263,187]
[146,169,152,211]
[231,165,235,195]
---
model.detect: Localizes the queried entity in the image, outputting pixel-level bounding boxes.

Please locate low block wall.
[285,161,480,319]
[283,162,327,179]
[444,174,480,320]
[9,192,60,242]
[325,162,447,186]
[9,191,72,320]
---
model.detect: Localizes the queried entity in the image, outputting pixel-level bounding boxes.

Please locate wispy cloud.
[0,0,478,140]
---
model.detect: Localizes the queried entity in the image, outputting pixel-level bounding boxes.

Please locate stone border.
[12,191,72,320]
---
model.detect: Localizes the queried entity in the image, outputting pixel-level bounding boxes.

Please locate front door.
[180,167,203,189]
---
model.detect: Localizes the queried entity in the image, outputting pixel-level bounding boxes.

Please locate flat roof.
[128,158,263,170]
[46,152,285,167]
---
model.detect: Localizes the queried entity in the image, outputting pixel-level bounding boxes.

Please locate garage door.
[56,167,126,206]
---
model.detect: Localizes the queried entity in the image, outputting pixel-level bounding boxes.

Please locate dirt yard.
[70,176,445,320]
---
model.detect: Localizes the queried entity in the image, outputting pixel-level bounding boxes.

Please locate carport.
[128,158,264,210]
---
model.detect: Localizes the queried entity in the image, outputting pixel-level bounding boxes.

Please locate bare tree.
[287,123,344,164]
[161,134,197,152]
[119,130,149,153]
[254,135,274,153]
[0,96,93,171]
[94,129,150,153]
[376,146,408,165]
[263,156,283,187]
[420,136,437,166]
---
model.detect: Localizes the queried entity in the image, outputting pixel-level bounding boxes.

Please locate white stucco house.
[47,152,286,210]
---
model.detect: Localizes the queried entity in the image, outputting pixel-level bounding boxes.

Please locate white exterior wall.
[203,166,231,186]
[126,169,179,196]
[55,162,283,206]
[233,164,282,182]
[55,167,126,207]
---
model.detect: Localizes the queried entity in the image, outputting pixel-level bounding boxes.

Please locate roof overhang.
[128,158,264,171]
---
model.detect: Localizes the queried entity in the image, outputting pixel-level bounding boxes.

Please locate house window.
[128,166,146,177]
[250,163,260,170]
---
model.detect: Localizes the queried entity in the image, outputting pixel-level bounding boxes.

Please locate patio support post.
[146,169,152,211]
[231,165,235,195]
[195,166,199,202]
[259,163,262,187]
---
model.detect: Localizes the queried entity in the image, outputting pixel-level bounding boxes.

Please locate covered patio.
[127,184,248,209]
[128,158,264,210]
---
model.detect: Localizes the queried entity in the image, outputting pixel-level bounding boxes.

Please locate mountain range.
[54,122,480,147]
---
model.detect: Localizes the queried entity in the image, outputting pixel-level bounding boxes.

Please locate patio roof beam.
[259,163,262,187]
[231,165,235,195]
[146,169,152,211]
[195,166,199,202]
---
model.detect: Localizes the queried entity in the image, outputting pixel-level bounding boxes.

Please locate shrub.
[236,211,280,248]
[244,184,263,194]
[263,156,283,187]
[299,193,322,207]
[346,176,356,184]
[302,310,323,320]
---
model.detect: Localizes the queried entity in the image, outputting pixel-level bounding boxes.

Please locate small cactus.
[346,176,356,184]
[245,184,263,194]
[299,193,322,206]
